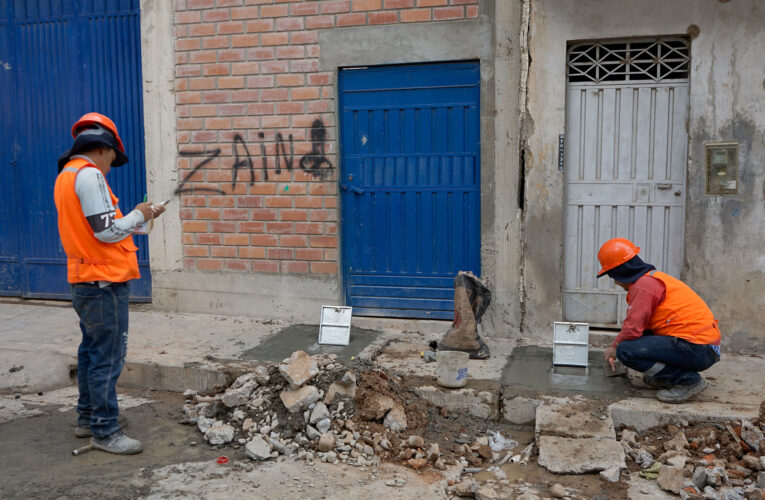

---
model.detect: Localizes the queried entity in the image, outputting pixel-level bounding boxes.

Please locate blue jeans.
[616,334,719,386]
[72,282,129,439]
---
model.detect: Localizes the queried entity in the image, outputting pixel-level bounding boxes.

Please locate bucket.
[436,350,469,388]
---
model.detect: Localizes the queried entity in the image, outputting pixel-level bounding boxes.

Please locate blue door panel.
[0,0,150,300]
[339,62,481,319]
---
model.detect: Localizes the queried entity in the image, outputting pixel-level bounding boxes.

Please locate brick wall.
[173,0,479,275]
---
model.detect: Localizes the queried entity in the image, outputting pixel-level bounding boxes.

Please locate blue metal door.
[339,62,481,319]
[0,0,150,300]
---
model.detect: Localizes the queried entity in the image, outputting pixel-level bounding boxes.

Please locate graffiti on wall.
[176,119,333,195]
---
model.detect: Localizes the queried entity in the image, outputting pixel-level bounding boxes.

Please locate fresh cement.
[240,324,380,363]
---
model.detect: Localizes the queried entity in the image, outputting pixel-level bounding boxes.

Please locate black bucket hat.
[57,124,129,172]
[603,255,656,284]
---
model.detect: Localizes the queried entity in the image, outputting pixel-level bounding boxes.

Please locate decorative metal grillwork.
[567,37,690,83]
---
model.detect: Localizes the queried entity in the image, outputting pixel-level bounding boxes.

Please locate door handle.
[657,183,672,190]
[341,185,365,194]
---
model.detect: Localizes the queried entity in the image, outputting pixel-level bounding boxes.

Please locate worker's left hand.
[603,346,617,370]
[151,202,166,218]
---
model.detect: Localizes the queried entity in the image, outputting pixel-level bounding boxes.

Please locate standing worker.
[54,113,165,454]
[598,238,721,403]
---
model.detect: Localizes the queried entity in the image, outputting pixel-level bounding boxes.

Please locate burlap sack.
[438,271,491,359]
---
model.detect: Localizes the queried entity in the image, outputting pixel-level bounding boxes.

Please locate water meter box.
[553,322,590,368]
[318,306,353,346]
[705,142,738,195]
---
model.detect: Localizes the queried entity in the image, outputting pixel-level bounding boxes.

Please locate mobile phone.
[158,199,171,206]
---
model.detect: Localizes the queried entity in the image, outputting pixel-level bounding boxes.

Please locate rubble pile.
[180,350,509,471]
[620,400,765,499]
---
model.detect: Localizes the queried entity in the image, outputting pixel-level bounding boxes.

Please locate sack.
[438,271,491,359]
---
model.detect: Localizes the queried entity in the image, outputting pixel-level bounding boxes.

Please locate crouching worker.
[54,113,165,453]
[598,238,720,403]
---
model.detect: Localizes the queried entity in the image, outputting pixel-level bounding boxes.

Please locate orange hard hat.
[71,112,125,153]
[597,238,640,276]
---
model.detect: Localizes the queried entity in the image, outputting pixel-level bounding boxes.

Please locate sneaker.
[75,414,128,438]
[656,378,708,404]
[642,374,672,389]
[91,430,143,455]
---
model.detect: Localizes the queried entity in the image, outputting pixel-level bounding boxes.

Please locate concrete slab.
[0,347,74,394]
[535,399,616,440]
[626,477,675,500]
[610,398,760,432]
[537,435,626,474]
[413,384,500,420]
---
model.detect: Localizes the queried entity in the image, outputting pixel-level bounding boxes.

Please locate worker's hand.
[150,202,166,219]
[603,346,617,371]
[135,202,154,221]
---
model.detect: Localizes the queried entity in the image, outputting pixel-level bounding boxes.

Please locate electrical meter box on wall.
[705,142,739,195]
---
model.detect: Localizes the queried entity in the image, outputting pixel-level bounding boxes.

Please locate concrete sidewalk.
[1,298,763,429]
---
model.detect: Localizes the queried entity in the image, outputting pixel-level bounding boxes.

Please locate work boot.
[75,414,128,438]
[91,430,143,455]
[656,378,708,404]
[642,374,672,389]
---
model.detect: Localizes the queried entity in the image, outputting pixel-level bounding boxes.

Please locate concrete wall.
[522,0,765,352]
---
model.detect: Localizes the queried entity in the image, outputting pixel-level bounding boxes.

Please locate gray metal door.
[563,37,690,325]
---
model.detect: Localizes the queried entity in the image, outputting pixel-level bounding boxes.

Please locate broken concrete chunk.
[196,416,216,434]
[600,466,620,483]
[383,404,407,431]
[427,443,440,463]
[666,454,687,469]
[231,372,257,390]
[316,418,331,434]
[657,465,685,494]
[251,365,270,385]
[453,480,476,497]
[245,435,272,461]
[635,449,655,469]
[691,467,707,490]
[305,425,321,441]
[280,385,320,413]
[548,483,566,498]
[310,402,329,424]
[537,436,626,474]
[408,435,424,448]
[222,380,256,407]
[664,431,689,451]
[242,418,255,432]
[205,424,235,445]
[318,433,335,452]
[279,351,319,387]
[269,437,287,455]
[741,420,764,452]
[742,454,762,472]
[621,429,638,445]
[474,485,499,500]
[758,471,765,489]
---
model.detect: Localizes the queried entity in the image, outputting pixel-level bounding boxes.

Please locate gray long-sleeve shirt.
[71,155,145,242]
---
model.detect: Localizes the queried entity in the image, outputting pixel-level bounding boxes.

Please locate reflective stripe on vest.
[628,271,720,345]
[53,158,140,284]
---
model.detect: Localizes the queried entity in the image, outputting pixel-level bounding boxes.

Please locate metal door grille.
[568,37,689,84]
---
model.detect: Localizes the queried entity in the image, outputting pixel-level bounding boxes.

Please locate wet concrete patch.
[240,324,381,363]
[501,346,638,396]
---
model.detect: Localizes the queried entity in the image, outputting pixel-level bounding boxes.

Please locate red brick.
[277,74,305,87]
[466,4,478,17]
[309,183,336,195]
[290,59,319,73]
[219,103,247,115]
[276,102,305,114]
[311,262,338,274]
[282,261,309,273]
[218,77,245,89]
[452,0,478,4]
[401,8,431,22]
[295,222,323,234]
[207,117,232,130]
[189,51,217,63]
[246,47,275,60]
[184,245,209,257]
[275,17,304,31]
[263,195,291,208]
[203,63,230,76]
[189,106,217,118]
[294,196,323,209]
[183,221,208,232]
[218,21,244,34]
[209,196,235,207]
[183,234,195,245]
[260,5,288,17]
[307,45,321,58]
[231,62,259,75]
[324,248,338,260]
[176,38,201,51]
[211,246,237,257]
[306,101,330,113]
[202,90,229,102]
[248,103,276,115]
[336,12,365,26]
[182,195,208,207]
[239,247,266,259]
[264,222,293,234]
[196,233,222,245]
[223,234,250,245]
[177,65,201,77]
[217,0,243,6]
[261,32,289,46]
[239,221,266,233]
[417,0,446,5]
[251,260,279,272]
[276,46,305,59]
[203,37,228,49]
[352,0,381,11]
[230,6,259,19]
[191,131,217,143]
[290,87,318,100]
[291,31,318,44]
[260,116,289,130]
[306,16,335,29]
[308,73,332,86]
[280,235,308,247]
[221,208,250,220]
[433,6,463,20]
[197,259,224,271]
[324,196,338,208]
[369,11,398,24]
[261,61,289,74]
[310,235,337,248]
[261,88,289,101]
[231,34,259,47]
[176,11,201,24]
[188,0,214,8]
[384,0,414,7]
[203,8,230,21]
[251,208,279,220]
[291,3,319,15]
[310,210,336,222]
[189,23,215,36]
[207,170,233,183]
[225,259,249,271]
[236,196,262,207]
[268,248,294,259]
[246,19,273,32]
[249,184,278,195]
[251,234,278,246]
[209,221,237,232]
[325,223,337,234]
[195,208,221,219]
[295,248,323,260]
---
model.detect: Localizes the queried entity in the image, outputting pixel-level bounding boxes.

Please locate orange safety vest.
[53,158,140,283]
[628,270,720,345]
